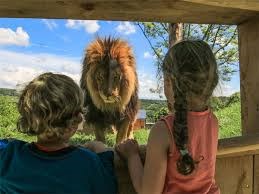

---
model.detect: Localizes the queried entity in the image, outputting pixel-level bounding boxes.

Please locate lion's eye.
[97,74,103,81]
[114,74,121,81]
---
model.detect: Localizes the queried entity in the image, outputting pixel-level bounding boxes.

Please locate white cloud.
[213,82,239,97]
[0,49,162,99]
[41,19,58,30]
[137,72,239,99]
[65,20,100,33]
[0,50,81,89]
[137,72,164,99]
[116,22,136,35]
[65,20,77,29]
[0,49,239,99]
[0,27,29,46]
[143,51,156,59]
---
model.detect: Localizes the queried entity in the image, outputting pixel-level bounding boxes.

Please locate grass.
[215,102,241,139]
[0,95,241,146]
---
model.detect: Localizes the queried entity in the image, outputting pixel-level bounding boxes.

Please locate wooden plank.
[217,133,259,158]
[239,17,259,135]
[114,153,136,194]
[254,155,259,194]
[182,0,259,11]
[115,151,254,194]
[114,133,259,162]
[0,0,258,24]
[215,156,253,194]
[114,138,259,193]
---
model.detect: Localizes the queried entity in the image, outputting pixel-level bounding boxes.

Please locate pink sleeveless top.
[161,109,220,194]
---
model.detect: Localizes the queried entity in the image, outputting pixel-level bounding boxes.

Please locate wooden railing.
[114,133,259,194]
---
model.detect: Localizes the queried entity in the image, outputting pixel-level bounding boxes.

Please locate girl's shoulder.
[149,117,172,149]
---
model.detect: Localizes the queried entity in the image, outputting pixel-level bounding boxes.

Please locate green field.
[0,94,241,146]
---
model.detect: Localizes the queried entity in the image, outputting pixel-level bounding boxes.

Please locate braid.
[163,40,219,176]
[173,81,195,175]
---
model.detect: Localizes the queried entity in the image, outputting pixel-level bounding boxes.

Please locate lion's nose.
[107,88,113,96]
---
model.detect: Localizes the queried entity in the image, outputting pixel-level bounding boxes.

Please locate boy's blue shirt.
[0,139,117,194]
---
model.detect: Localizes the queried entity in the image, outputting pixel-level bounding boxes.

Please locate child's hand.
[115,139,139,160]
[84,141,108,153]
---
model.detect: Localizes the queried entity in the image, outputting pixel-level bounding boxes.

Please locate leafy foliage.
[0,88,18,96]
[153,107,169,122]
[136,22,238,92]
[215,102,241,139]
[0,94,241,146]
[0,96,19,129]
[210,92,240,111]
[140,99,167,122]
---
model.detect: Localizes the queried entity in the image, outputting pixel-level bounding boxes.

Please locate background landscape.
[0,88,241,146]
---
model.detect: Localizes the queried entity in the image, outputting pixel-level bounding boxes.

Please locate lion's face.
[95,59,122,104]
[82,37,138,111]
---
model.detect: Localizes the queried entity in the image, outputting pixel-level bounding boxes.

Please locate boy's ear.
[77,121,84,131]
[77,113,84,131]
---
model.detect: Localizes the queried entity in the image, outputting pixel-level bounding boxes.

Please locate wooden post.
[238,17,259,135]
[254,155,259,194]
[215,156,253,194]
[164,23,183,113]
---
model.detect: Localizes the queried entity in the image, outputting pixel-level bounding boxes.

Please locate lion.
[80,37,139,144]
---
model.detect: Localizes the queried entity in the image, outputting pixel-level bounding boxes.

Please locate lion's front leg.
[127,122,134,139]
[94,126,106,143]
[116,118,132,144]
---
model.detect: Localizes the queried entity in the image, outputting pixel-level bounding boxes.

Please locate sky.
[0,18,240,99]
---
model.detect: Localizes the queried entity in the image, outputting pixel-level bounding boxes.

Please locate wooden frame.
[0,1,258,24]
[115,135,259,194]
[1,1,259,193]
[254,155,259,194]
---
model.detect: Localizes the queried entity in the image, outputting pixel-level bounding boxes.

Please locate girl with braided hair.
[116,40,220,194]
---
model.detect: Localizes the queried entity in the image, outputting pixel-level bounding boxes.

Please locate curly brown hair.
[163,40,219,175]
[17,72,83,142]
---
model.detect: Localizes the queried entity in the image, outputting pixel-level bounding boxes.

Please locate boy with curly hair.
[0,72,117,194]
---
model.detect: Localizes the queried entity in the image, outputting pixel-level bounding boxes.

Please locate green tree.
[136,22,238,94]
[153,107,169,122]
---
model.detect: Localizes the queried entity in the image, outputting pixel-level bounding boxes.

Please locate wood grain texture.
[239,17,259,134]
[115,149,254,194]
[215,156,253,194]
[254,155,259,194]
[0,0,258,24]
[217,133,259,158]
[182,0,259,11]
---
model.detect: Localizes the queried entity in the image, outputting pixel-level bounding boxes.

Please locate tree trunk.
[164,23,183,113]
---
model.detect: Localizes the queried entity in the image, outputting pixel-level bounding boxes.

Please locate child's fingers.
[115,145,127,160]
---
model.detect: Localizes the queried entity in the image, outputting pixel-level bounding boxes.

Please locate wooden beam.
[182,0,259,12]
[0,0,258,24]
[115,148,255,194]
[239,17,259,135]
[254,155,259,194]
[114,134,259,193]
[217,133,259,158]
[215,156,253,194]
[114,133,259,168]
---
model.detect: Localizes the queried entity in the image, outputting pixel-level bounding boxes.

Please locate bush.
[0,96,19,129]
[153,107,169,122]
[209,97,224,111]
[210,92,240,111]
[226,92,240,106]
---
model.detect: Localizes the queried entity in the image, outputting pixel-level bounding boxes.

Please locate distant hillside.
[0,87,240,123]
[0,88,18,96]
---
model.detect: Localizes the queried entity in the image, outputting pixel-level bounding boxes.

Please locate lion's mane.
[80,37,139,139]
